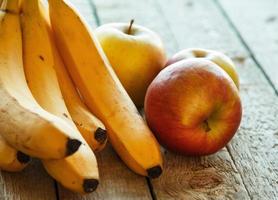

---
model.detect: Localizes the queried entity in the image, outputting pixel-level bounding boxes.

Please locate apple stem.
[203,120,211,132]
[127,19,134,35]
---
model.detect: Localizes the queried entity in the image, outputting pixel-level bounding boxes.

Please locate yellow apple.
[145,58,242,155]
[95,20,167,107]
[167,48,239,89]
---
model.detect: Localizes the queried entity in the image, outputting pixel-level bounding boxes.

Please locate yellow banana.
[43,16,107,152]
[21,0,99,193]
[0,2,81,160]
[0,6,30,172]
[0,135,31,172]
[48,0,163,178]
[31,0,107,152]
[52,43,107,152]
[0,0,21,13]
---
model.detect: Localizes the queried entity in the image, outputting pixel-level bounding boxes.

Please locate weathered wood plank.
[0,160,56,200]
[91,0,177,55]
[59,145,152,200]
[68,0,98,28]
[218,0,278,92]
[57,1,152,199]
[155,0,278,199]
[92,0,253,199]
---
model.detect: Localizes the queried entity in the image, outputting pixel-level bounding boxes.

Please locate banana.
[48,0,163,178]
[0,135,31,172]
[0,1,81,160]
[53,50,107,152]
[0,0,21,13]
[0,4,30,172]
[21,0,99,193]
[52,42,107,152]
[45,17,107,152]
[30,0,107,152]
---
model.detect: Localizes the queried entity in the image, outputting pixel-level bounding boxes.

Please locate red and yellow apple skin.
[166,48,240,89]
[145,58,242,156]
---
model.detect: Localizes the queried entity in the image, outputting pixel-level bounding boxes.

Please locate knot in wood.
[189,170,223,189]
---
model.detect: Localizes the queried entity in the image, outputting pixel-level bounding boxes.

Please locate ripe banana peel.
[0,7,81,160]
[0,1,30,172]
[21,0,99,193]
[52,46,107,152]
[0,135,30,172]
[48,24,107,152]
[0,0,21,13]
[31,0,107,152]
[49,0,163,178]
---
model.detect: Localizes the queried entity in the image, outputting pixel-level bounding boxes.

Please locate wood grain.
[68,0,98,29]
[58,145,152,200]
[91,0,177,55]
[0,160,56,200]
[218,0,278,91]
[57,1,152,199]
[155,0,278,199]
[92,0,254,199]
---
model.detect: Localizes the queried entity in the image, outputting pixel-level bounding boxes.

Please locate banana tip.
[94,127,107,144]
[83,179,99,193]
[16,151,31,164]
[147,166,162,179]
[66,139,82,156]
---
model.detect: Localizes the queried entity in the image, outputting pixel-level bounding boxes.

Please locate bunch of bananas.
[0,0,163,194]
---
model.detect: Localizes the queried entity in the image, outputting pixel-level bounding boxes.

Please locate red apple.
[145,58,242,155]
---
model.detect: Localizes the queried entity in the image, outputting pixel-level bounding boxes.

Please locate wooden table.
[1,0,277,199]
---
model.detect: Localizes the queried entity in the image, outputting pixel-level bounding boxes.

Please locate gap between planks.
[214,0,278,198]
[88,0,100,26]
[214,0,278,96]
[54,180,60,200]
[226,146,252,198]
